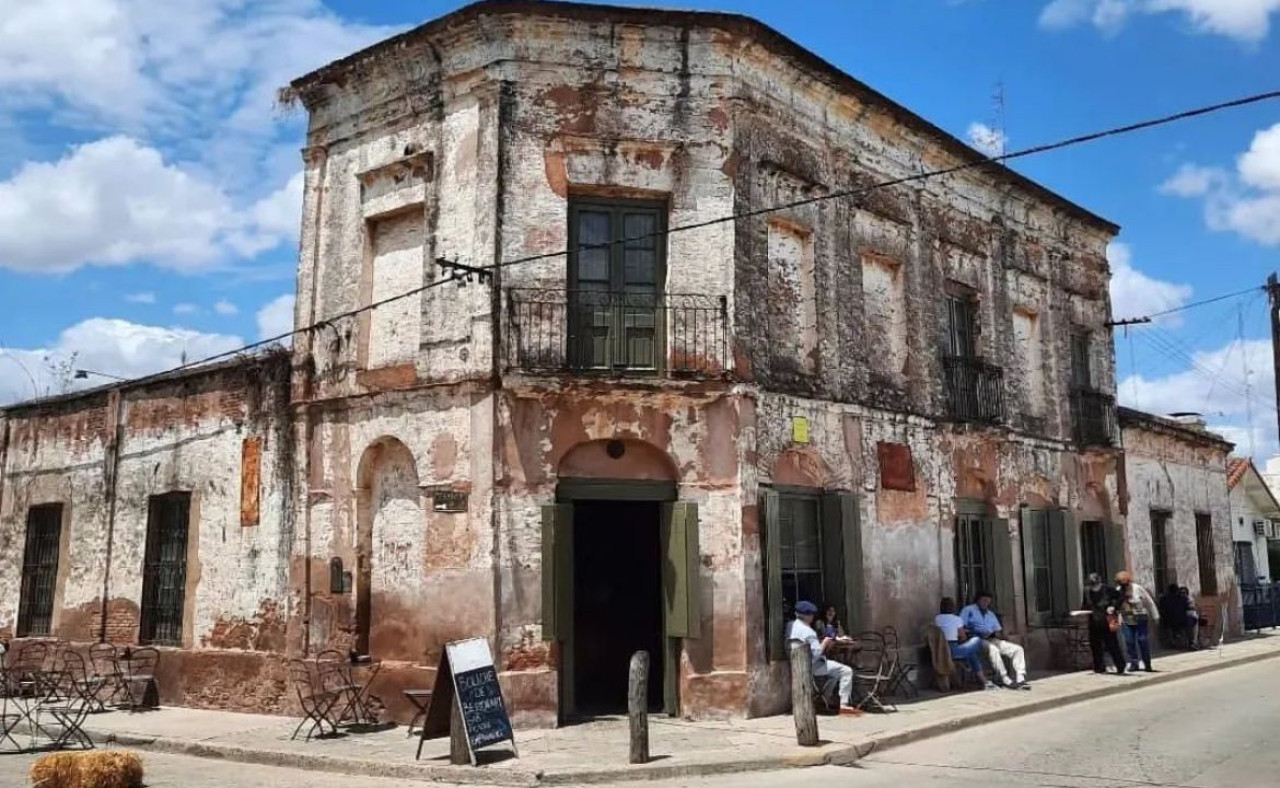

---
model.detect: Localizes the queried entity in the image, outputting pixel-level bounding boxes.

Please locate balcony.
[943,355,1006,424]
[1071,388,1118,447]
[505,288,728,378]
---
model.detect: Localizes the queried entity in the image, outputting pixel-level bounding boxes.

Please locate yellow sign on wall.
[792,416,810,445]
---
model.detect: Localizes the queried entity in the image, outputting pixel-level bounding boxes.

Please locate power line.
[15,88,1280,400]
[1112,285,1264,325]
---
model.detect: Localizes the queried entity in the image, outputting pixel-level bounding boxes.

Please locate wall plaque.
[433,489,469,513]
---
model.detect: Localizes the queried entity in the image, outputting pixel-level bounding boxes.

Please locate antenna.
[991,80,1007,158]
[1242,303,1257,458]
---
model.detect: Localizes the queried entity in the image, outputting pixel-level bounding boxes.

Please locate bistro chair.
[4,643,50,697]
[120,647,160,712]
[87,643,127,710]
[41,651,95,750]
[288,659,338,741]
[881,626,918,699]
[851,632,897,713]
[315,650,362,724]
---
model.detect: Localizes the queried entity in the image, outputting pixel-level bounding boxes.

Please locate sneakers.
[838,705,864,717]
[1002,678,1016,689]
[983,682,999,690]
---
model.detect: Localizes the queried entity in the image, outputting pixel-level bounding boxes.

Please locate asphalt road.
[1,657,1275,787]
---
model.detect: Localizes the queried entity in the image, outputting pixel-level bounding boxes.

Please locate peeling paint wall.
[0,353,294,712]
[1121,416,1237,632]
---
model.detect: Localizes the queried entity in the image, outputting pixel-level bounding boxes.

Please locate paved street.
[620,656,1280,788]
[1,656,1276,787]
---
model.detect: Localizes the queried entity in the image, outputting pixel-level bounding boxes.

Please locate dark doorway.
[571,500,664,716]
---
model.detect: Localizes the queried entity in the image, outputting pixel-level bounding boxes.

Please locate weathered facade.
[0,353,295,712]
[1118,408,1238,633]
[1226,457,1280,584]
[2,0,1131,723]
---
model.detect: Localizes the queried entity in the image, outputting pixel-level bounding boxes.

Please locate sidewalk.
[67,634,1280,785]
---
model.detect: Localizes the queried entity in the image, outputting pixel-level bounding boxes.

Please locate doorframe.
[556,478,678,720]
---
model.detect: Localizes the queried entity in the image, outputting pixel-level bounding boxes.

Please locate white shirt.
[934,613,965,642]
[786,618,830,675]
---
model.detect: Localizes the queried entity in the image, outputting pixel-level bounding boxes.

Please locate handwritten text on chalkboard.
[454,665,512,749]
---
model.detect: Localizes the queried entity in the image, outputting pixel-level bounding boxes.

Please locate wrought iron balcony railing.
[943,354,1006,424]
[505,288,728,378]
[1071,388,1118,447]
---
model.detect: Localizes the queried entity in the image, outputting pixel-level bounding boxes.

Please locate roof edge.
[286,0,1119,235]
[1118,406,1235,451]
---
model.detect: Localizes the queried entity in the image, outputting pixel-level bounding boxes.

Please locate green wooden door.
[660,502,700,716]
[541,504,575,717]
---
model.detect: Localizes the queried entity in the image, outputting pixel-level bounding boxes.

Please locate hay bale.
[30,750,143,788]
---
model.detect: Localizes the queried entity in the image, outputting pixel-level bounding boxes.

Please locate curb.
[77,644,1280,785]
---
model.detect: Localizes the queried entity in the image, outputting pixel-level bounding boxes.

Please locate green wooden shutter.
[1104,522,1127,583]
[1020,508,1045,624]
[1047,509,1076,619]
[820,494,847,627]
[662,502,701,638]
[762,490,785,662]
[838,494,865,632]
[1059,510,1083,618]
[541,504,573,642]
[988,517,1015,618]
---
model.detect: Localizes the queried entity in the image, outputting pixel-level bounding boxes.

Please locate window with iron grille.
[778,494,824,613]
[17,504,63,637]
[1196,513,1218,595]
[1081,520,1107,581]
[1070,332,1092,389]
[955,513,992,606]
[140,492,191,646]
[1150,510,1172,592]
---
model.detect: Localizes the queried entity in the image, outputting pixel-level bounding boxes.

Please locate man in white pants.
[960,591,1030,690]
[786,600,859,715]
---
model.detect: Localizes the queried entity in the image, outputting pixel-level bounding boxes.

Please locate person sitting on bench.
[935,597,996,690]
[960,591,1030,690]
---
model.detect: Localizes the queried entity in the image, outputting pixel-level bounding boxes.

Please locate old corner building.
[7,0,1180,724]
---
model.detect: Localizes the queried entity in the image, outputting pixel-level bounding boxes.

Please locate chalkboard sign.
[447,638,514,754]
[417,638,517,765]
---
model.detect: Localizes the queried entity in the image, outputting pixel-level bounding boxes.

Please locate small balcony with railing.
[505,288,729,379]
[1071,388,1118,447]
[942,355,1006,424]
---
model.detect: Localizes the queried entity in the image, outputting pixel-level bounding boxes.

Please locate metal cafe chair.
[881,626,919,699]
[41,651,95,750]
[87,643,126,711]
[851,631,897,713]
[119,647,160,712]
[315,650,362,724]
[287,659,339,741]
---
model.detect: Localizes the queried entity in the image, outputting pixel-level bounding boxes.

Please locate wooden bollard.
[789,641,819,746]
[628,651,650,764]
[449,692,469,765]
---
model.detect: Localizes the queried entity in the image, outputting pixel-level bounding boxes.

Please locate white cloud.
[213,299,239,316]
[1118,337,1276,460]
[173,302,200,315]
[1039,0,1280,40]
[1158,163,1226,197]
[0,136,301,273]
[1107,242,1194,323]
[966,122,1008,157]
[1163,122,1280,247]
[0,318,243,404]
[256,294,296,342]
[124,291,156,304]
[226,170,304,257]
[0,0,399,133]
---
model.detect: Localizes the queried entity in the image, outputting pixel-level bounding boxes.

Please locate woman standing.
[1116,571,1160,672]
[1081,573,1125,674]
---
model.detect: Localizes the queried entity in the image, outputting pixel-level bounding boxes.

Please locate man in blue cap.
[787,600,858,714]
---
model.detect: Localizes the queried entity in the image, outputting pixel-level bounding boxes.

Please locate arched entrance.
[354,437,423,658]
[545,439,697,720]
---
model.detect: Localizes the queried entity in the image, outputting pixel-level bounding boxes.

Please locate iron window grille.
[17,504,63,637]
[139,492,191,646]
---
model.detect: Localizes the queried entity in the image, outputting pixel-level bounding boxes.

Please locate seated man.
[786,600,859,715]
[960,591,1030,690]
[935,597,995,690]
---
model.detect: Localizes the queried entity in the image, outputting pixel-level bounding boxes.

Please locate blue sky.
[2,0,1278,456]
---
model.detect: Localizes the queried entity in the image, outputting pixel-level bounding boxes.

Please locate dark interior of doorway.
[572,500,664,716]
